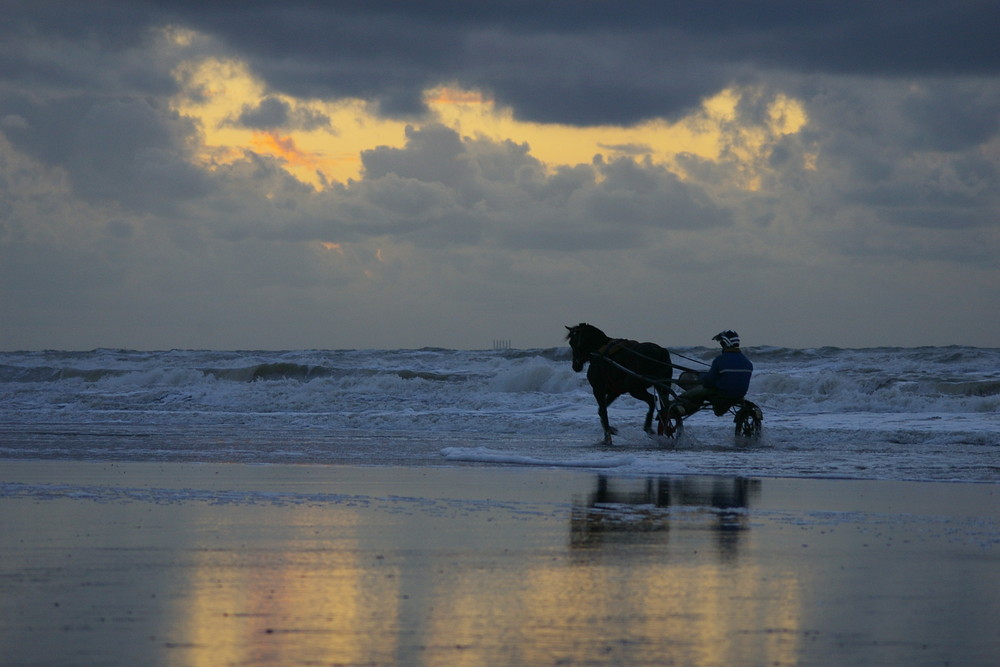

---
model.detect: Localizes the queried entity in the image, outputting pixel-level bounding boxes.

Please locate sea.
[1,345,998,483]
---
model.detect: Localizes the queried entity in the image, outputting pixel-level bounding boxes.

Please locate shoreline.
[4,450,1000,486]
[2,460,999,665]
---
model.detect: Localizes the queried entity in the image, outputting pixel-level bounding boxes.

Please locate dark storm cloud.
[227,96,331,131]
[234,96,292,129]
[68,100,202,199]
[145,0,1000,124]
[5,1,999,125]
[901,83,1000,152]
[0,91,207,210]
[0,2,183,97]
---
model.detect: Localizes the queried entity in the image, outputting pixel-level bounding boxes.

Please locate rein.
[666,349,711,370]
[590,338,703,374]
[587,339,692,388]
[595,353,668,385]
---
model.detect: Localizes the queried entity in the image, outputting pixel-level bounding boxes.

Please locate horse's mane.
[565,322,607,342]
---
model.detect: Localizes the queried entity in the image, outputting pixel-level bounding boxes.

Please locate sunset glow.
[171,54,808,191]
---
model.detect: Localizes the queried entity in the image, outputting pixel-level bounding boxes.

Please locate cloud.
[1,114,28,129]
[900,82,1000,152]
[766,78,1000,266]
[66,98,208,208]
[309,124,731,251]
[233,97,291,129]
[362,124,473,186]
[228,96,331,131]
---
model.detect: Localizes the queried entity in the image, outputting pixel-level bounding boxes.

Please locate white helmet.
[712,330,740,348]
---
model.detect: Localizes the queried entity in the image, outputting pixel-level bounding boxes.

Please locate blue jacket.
[701,350,753,398]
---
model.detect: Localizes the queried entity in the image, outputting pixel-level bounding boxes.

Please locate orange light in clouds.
[172,51,808,192]
[422,84,807,188]
[424,87,491,106]
[250,131,323,170]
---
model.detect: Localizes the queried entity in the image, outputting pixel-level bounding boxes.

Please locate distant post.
[492,339,511,350]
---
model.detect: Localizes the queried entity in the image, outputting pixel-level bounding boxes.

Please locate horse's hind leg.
[631,389,657,434]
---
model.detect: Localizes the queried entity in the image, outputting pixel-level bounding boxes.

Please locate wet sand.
[1,460,998,666]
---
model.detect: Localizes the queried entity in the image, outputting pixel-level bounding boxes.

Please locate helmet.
[712,330,740,348]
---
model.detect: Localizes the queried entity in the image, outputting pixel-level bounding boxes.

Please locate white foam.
[441,446,634,469]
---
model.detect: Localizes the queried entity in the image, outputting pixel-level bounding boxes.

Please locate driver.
[671,330,753,417]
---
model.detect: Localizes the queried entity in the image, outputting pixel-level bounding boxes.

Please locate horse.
[565,323,674,444]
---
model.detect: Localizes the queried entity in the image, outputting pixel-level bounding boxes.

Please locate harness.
[588,338,678,398]
[595,338,636,359]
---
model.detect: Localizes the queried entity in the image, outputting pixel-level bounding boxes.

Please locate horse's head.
[565,323,609,372]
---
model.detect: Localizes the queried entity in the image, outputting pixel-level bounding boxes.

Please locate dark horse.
[565,323,674,444]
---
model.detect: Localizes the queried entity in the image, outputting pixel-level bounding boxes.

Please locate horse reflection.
[570,476,761,561]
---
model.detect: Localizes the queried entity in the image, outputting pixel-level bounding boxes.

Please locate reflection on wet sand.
[176,508,405,666]
[571,476,762,560]
[1,465,811,666]
[4,463,997,665]
[167,475,794,666]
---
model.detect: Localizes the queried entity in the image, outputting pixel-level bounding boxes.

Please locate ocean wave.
[205,362,334,383]
[928,379,1000,397]
[2,347,998,413]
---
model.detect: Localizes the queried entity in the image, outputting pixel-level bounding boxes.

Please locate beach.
[2,460,998,666]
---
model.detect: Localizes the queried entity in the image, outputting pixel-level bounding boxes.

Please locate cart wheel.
[734,401,763,439]
[657,406,684,439]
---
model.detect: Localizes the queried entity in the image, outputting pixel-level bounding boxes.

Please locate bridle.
[567,325,601,372]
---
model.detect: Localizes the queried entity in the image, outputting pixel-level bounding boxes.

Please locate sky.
[1,0,998,350]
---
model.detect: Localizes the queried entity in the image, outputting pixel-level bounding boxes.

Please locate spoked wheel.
[657,405,684,439]
[733,401,763,439]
